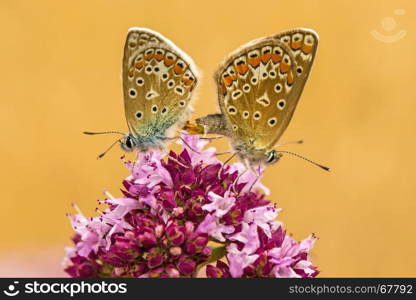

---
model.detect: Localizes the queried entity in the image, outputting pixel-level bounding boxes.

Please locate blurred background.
[0,0,415,277]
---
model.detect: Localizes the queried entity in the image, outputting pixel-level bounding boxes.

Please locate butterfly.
[85,28,200,158]
[184,28,329,171]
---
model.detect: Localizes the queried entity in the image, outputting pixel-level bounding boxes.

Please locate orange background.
[0,0,415,277]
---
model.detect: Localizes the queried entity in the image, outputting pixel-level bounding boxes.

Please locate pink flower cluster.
[64,135,319,278]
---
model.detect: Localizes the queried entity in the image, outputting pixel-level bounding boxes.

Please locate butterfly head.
[120,134,138,152]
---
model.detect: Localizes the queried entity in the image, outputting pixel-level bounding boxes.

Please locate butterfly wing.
[123,28,199,139]
[215,29,318,150]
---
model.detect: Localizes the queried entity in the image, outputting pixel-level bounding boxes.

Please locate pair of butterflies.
[86,27,329,171]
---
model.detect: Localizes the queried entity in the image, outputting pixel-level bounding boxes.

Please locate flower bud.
[177,256,196,276]
[137,232,156,249]
[147,248,164,269]
[165,265,180,278]
[169,246,182,256]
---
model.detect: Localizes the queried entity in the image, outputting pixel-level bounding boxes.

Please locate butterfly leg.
[161,148,190,168]
[232,167,248,193]
[199,136,223,140]
[217,151,238,179]
[215,150,233,156]
[247,164,261,193]
[167,154,189,168]
[167,136,200,154]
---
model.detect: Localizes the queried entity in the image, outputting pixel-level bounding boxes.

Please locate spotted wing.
[215,29,318,150]
[122,28,199,138]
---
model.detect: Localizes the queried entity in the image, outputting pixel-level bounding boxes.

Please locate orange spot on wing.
[222,74,233,87]
[144,54,154,61]
[271,54,282,63]
[280,62,290,73]
[174,64,185,75]
[287,70,294,85]
[302,44,313,54]
[135,61,144,69]
[155,53,164,61]
[235,63,249,75]
[260,53,271,64]
[182,77,194,86]
[164,57,175,67]
[128,69,135,77]
[221,83,227,96]
[248,57,260,68]
[291,41,302,50]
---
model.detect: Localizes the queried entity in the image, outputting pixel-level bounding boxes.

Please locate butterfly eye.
[227,106,237,115]
[135,111,143,120]
[128,42,137,49]
[125,136,133,149]
[250,77,258,85]
[274,84,282,93]
[277,99,286,110]
[268,117,278,127]
[153,66,160,73]
[296,66,303,74]
[151,105,158,113]
[136,77,144,86]
[269,70,277,79]
[266,150,279,164]
[128,88,137,99]
[242,111,250,119]
[253,111,261,120]
[232,124,238,131]
[261,71,268,80]
[179,100,186,107]
[161,107,168,114]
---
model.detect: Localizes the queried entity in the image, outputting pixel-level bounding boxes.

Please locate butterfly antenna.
[97,139,122,159]
[275,150,331,172]
[276,139,304,147]
[83,131,125,136]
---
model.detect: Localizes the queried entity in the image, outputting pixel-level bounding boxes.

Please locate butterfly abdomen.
[195,113,231,136]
